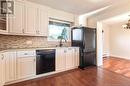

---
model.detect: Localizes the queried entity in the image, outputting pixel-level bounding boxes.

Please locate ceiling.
[103,12,130,26]
[28,0,127,14]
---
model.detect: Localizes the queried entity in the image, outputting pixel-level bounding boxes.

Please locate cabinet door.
[25,2,37,35]
[4,52,17,82]
[74,48,79,67]
[0,55,2,86]
[17,57,36,79]
[0,53,5,86]
[9,1,25,34]
[56,48,66,72]
[0,17,8,34]
[66,48,75,70]
[37,8,48,36]
[0,7,8,34]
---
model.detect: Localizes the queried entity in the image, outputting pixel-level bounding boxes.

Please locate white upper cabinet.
[0,0,76,36]
[0,17,8,34]
[37,7,48,36]
[9,1,25,34]
[25,2,37,35]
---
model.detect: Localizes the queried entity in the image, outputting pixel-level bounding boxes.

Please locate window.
[48,20,71,41]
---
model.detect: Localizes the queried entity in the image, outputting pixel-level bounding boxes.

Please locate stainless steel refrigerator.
[71,27,96,69]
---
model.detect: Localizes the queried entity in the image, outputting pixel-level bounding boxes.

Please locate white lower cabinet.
[17,55,36,79]
[0,52,17,86]
[0,47,79,85]
[66,48,75,70]
[4,52,17,82]
[56,47,79,72]
[0,53,5,86]
[56,48,66,72]
[74,48,79,67]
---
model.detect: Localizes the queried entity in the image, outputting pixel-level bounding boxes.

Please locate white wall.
[109,23,130,59]
[85,1,130,66]
[48,7,75,22]
[102,24,110,57]
[102,22,130,59]
[96,22,103,66]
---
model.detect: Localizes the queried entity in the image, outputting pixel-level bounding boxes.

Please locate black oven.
[36,49,55,75]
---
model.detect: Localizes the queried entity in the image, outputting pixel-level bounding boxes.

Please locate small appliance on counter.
[36,49,55,75]
[71,26,97,69]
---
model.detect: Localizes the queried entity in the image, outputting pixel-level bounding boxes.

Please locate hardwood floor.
[6,67,130,86]
[102,57,130,78]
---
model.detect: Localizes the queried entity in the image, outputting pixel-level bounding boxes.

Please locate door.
[66,48,75,70]
[37,8,48,36]
[4,52,17,82]
[56,48,66,72]
[25,2,37,35]
[17,57,36,79]
[9,1,25,34]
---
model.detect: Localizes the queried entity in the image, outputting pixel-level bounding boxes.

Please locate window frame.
[48,18,72,42]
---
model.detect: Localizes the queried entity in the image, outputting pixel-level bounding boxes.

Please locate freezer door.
[72,29,83,41]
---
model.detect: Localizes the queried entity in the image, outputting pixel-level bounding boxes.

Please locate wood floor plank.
[6,66,130,86]
[103,57,130,78]
[6,57,130,86]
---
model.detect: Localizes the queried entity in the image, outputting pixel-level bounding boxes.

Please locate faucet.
[59,38,67,47]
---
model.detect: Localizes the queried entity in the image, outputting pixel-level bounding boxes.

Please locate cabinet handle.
[68,48,72,50]
[36,30,39,34]
[22,29,25,33]
[64,50,67,53]
[34,59,36,62]
[1,54,4,60]
[75,48,77,52]
[24,53,28,55]
[37,30,39,34]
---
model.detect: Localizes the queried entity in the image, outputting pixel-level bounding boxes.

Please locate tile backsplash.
[0,35,71,49]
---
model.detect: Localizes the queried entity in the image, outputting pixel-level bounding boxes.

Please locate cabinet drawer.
[17,50,36,57]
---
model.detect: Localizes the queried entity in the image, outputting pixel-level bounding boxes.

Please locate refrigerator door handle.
[83,41,85,49]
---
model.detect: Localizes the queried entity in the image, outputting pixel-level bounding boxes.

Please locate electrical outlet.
[26,40,32,45]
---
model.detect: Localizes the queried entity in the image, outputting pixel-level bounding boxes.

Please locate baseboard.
[103,53,110,57]
[110,54,130,60]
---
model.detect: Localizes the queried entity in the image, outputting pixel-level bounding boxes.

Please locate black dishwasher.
[36,49,55,75]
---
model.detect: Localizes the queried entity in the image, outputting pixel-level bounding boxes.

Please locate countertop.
[0,47,79,52]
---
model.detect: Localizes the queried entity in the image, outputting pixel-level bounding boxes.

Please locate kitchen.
[0,0,130,86]
[0,0,97,86]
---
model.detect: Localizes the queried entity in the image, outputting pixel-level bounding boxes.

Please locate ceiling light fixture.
[123,15,130,29]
